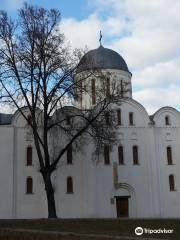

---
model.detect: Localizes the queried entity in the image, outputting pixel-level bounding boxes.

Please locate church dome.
[77,45,130,73]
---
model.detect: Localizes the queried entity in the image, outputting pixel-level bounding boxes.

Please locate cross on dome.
[99,30,102,46]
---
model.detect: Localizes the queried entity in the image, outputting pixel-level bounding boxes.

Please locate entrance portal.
[116,197,129,217]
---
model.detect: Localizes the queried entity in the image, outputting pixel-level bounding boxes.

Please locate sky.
[1,0,180,114]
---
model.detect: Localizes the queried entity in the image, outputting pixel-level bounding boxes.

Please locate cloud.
[0,0,178,113]
[133,58,180,88]
[59,0,180,113]
[134,86,180,114]
[60,14,103,50]
[100,0,180,70]
[111,31,180,70]
[61,0,180,67]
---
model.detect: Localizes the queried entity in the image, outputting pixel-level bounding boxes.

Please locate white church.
[0,44,180,219]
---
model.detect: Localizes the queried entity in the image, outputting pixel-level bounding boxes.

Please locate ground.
[0,219,179,239]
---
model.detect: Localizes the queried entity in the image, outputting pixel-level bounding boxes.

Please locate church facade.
[0,45,180,219]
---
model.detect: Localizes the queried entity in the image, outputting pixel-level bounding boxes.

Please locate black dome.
[77,46,130,73]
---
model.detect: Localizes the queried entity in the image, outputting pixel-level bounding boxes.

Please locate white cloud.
[61,0,180,112]
[60,15,103,50]
[134,86,180,114]
[104,17,125,36]
[86,0,180,68]
[111,31,180,70]
[1,0,178,113]
[62,0,180,68]
[133,58,180,88]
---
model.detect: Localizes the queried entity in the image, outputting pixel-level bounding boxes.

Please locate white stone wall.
[0,126,14,218]
[153,107,180,218]
[0,99,180,219]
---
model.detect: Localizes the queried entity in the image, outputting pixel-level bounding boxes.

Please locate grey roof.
[0,113,13,125]
[77,45,130,73]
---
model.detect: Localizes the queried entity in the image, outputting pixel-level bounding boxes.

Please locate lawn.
[0,219,179,239]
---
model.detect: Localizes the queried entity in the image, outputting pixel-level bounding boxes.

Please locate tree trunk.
[43,172,57,218]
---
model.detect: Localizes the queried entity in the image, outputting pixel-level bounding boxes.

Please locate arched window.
[77,79,82,103]
[106,78,110,97]
[105,112,110,125]
[26,146,32,166]
[66,115,71,125]
[67,144,72,164]
[67,177,73,193]
[167,146,173,165]
[27,114,32,125]
[104,145,110,165]
[133,145,139,165]
[118,145,124,165]
[117,109,121,125]
[91,79,96,104]
[26,177,33,194]
[169,174,175,191]
[129,112,134,125]
[165,115,170,125]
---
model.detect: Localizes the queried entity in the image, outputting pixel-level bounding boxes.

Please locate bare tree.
[0,3,119,218]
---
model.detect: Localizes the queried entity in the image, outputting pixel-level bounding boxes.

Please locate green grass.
[0,230,84,240]
[0,229,110,240]
[0,219,179,239]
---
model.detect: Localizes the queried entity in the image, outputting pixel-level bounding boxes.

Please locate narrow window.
[169,174,175,191]
[106,78,110,97]
[78,79,82,103]
[67,144,72,164]
[165,115,170,125]
[91,79,96,104]
[67,177,73,193]
[27,115,32,125]
[66,115,71,125]
[118,145,124,164]
[26,177,33,194]
[133,145,139,165]
[104,145,110,165]
[27,146,32,166]
[167,146,173,165]
[129,112,134,125]
[117,109,121,125]
[105,112,110,125]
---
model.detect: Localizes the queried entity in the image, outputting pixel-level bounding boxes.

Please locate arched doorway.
[115,196,129,217]
[113,183,137,218]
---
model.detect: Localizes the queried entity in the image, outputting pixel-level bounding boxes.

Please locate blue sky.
[1,0,180,114]
[0,0,92,20]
